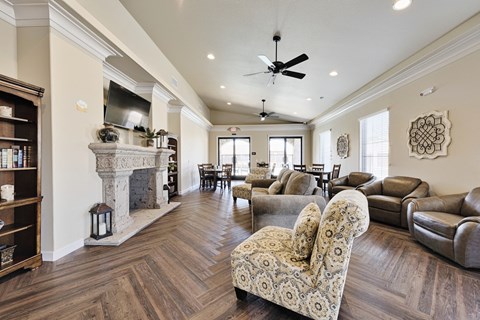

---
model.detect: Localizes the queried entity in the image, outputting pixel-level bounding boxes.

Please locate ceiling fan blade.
[282,70,306,79]
[267,74,277,86]
[283,53,309,70]
[243,71,270,77]
[258,55,274,68]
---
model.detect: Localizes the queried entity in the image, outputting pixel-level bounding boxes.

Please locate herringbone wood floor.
[1,187,479,319]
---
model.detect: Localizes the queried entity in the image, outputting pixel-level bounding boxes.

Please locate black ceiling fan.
[257,99,278,121]
[244,33,309,85]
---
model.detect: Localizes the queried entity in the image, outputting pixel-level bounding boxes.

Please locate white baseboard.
[179,184,199,195]
[42,239,84,261]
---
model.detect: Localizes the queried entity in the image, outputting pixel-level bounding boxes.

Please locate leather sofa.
[407,187,480,268]
[250,168,321,198]
[327,171,376,198]
[357,176,429,228]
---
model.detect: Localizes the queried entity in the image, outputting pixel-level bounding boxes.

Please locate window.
[269,137,303,175]
[359,109,389,179]
[318,130,332,170]
[218,137,251,177]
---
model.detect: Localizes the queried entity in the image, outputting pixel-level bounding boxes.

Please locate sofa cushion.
[292,202,321,260]
[284,172,312,195]
[268,181,283,195]
[252,187,269,196]
[332,185,355,194]
[461,187,480,217]
[383,176,421,198]
[413,211,463,239]
[280,170,294,186]
[367,195,402,212]
[276,168,289,182]
[348,172,372,187]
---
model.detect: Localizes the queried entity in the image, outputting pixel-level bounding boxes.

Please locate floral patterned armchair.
[231,190,369,319]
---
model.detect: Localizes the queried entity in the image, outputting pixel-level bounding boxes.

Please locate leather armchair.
[407,187,480,268]
[327,171,376,198]
[358,176,429,228]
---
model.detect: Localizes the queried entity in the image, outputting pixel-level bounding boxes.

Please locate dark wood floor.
[1,187,480,319]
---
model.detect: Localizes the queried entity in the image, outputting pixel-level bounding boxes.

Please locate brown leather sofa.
[327,171,376,198]
[407,187,480,268]
[357,176,429,228]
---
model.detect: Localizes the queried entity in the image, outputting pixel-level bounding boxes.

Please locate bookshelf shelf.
[0,74,44,279]
[167,136,178,200]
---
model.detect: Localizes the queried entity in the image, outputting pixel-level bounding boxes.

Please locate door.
[269,137,303,176]
[218,137,251,178]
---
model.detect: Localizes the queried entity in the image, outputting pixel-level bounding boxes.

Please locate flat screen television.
[104,81,151,131]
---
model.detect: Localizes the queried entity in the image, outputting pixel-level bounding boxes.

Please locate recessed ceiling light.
[393,0,412,11]
[329,70,338,77]
[293,112,298,115]
[220,85,226,89]
[306,98,312,101]
[207,53,215,60]
[227,102,232,105]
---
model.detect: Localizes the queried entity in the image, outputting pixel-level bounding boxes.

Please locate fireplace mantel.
[87,143,179,246]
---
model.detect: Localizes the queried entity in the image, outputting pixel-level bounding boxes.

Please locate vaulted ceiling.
[118,0,480,124]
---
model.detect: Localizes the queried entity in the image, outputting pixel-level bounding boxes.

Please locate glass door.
[269,137,303,176]
[218,137,251,178]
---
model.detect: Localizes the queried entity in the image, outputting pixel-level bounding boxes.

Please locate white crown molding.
[211,123,309,132]
[0,0,15,25]
[103,62,137,92]
[136,82,175,103]
[167,105,183,113]
[181,106,213,130]
[311,22,480,127]
[6,0,120,60]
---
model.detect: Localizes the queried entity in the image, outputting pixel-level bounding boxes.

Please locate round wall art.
[337,134,349,159]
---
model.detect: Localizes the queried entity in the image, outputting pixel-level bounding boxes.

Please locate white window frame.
[318,130,332,170]
[358,108,390,179]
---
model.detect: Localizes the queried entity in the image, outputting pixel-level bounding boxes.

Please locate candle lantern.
[90,203,113,240]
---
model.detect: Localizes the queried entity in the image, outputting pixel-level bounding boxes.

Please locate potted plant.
[139,127,158,147]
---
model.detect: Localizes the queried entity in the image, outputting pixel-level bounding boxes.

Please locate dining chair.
[199,163,214,189]
[311,163,325,188]
[293,164,306,172]
[311,163,325,171]
[323,164,341,193]
[220,163,233,189]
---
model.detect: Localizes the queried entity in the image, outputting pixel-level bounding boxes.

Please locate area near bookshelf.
[167,136,178,200]
[0,74,44,277]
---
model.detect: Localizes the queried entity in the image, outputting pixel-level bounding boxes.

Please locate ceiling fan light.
[261,117,266,121]
[393,0,412,11]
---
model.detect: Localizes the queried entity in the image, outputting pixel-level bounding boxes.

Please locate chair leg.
[234,287,247,300]
[233,197,237,202]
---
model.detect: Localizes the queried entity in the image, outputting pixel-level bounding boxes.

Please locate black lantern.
[90,203,113,240]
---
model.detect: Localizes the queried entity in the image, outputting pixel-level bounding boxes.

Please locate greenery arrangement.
[139,128,159,140]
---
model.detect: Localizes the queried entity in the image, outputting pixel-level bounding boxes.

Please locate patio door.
[218,137,251,178]
[269,137,303,176]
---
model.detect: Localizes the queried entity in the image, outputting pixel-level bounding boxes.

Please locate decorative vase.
[97,124,119,143]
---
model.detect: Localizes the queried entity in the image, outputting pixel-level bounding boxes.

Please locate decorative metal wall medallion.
[407,110,451,159]
[337,134,349,159]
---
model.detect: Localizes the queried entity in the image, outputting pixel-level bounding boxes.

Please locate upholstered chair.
[357,176,429,228]
[407,187,480,268]
[328,171,376,198]
[231,190,369,320]
[232,167,271,203]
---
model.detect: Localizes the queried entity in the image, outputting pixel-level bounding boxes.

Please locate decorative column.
[89,143,174,233]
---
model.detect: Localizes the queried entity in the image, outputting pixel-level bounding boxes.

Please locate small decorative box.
[0,244,16,266]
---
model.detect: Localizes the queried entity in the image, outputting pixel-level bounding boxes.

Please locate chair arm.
[356,176,376,188]
[454,217,480,268]
[251,179,276,188]
[402,181,430,202]
[251,195,327,232]
[357,180,382,196]
[330,176,348,187]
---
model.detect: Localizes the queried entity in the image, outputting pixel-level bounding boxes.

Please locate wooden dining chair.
[323,164,341,193]
[219,163,233,189]
[293,164,306,172]
[198,163,214,189]
[311,163,325,187]
[311,163,325,171]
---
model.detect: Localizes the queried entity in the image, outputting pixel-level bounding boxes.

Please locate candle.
[99,222,107,236]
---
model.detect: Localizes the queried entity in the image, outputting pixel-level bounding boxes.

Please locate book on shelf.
[0,145,31,168]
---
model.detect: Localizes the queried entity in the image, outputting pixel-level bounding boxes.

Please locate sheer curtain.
[318,130,331,170]
[359,110,389,179]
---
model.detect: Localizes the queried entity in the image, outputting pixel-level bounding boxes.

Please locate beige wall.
[49,30,104,252]
[209,125,312,172]
[313,50,480,196]
[0,19,16,78]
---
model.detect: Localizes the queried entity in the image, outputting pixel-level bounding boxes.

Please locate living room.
[1,0,480,319]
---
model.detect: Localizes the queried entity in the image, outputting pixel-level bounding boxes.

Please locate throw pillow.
[291,202,322,260]
[268,181,283,195]
[284,173,312,195]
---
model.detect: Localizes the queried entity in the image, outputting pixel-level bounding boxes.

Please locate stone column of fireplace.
[89,143,174,233]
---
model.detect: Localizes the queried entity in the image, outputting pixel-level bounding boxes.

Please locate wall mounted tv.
[104,81,151,131]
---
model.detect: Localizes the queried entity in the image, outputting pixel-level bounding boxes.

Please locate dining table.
[202,166,224,191]
[305,170,331,190]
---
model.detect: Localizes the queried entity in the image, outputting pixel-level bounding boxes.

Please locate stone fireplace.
[86,143,180,245]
